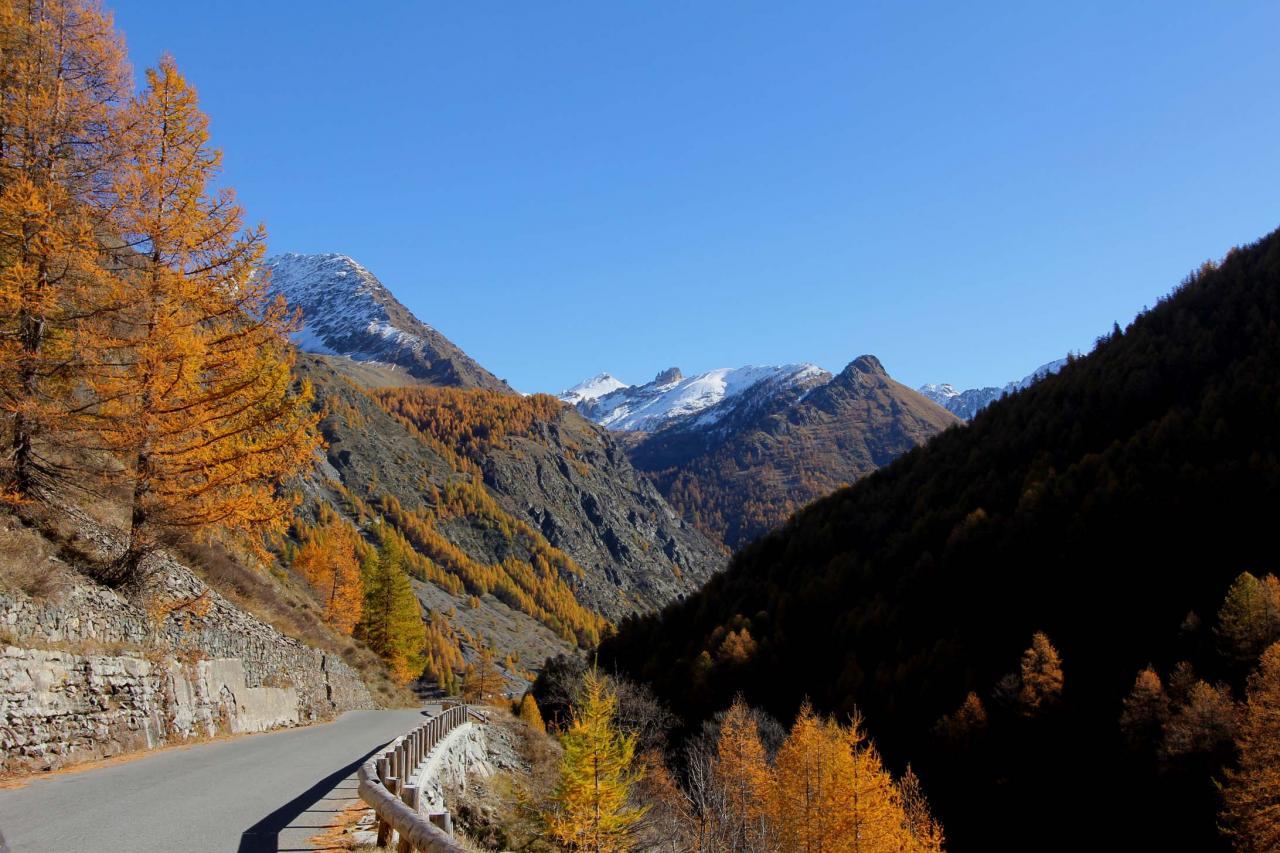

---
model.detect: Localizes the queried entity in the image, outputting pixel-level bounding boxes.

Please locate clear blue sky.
[110,1,1280,393]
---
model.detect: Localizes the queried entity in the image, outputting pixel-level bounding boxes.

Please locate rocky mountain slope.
[919,357,1067,420]
[266,251,727,679]
[636,355,958,548]
[564,357,958,548]
[261,253,508,391]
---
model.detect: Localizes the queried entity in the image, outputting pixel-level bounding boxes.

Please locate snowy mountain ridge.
[561,363,830,433]
[260,252,507,391]
[919,357,1068,420]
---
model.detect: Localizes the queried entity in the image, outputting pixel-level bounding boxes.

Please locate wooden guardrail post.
[375,756,390,846]
[396,784,420,852]
[358,705,473,853]
[429,811,454,838]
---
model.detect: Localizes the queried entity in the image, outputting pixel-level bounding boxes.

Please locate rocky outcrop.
[300,355,726,624]
[0,550,373,774]
[412,721,493,815]
[479,406,726,620]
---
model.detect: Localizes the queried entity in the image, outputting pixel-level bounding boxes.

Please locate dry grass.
[447,709,562,852]
[307,799,375,851]
[0,514,71,599]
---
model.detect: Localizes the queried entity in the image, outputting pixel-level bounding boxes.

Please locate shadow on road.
[236,746,379,853]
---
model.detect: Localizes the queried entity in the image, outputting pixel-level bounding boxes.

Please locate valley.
[1,3,1276,852]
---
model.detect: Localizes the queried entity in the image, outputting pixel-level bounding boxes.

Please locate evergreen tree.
[1221,641,1280,852]
[1216,572,1280,666]
[355,532,425,684]
[518,692,546,734]
[545,668,646,853]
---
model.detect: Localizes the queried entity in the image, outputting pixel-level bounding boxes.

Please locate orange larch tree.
[291,521,362,634]
[714,695,774,852]
[1221,641,1280,852]
[0,0,129,496]
[95,55,318,573]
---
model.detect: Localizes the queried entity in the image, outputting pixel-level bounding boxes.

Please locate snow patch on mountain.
[920,358,1067,420]
[560,373,628,405]
[260,253,429,357]
[564,364,829,432]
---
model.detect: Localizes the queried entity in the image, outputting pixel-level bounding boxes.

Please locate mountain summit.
[566,356,956,547]
[561,363,830,433]
[261,253,507,391]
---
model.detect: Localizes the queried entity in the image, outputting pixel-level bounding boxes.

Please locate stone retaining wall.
[0,550,374,774]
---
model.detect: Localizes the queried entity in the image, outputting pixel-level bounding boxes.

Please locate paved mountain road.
[0,708,427,853]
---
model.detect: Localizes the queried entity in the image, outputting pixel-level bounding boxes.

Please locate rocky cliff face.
[477,402,725,619]
[297,354,724,634]
[919,358,1068,420]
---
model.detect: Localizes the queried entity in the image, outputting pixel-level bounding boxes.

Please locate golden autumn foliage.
[1119,666,1170,750]
[714,697,774,851]
[94,56,318,570]
[1017,630,1064,717]
[462,645,506,704]
[370,387,564,465]
[0,5,317,577]
[291,520,362,635]
[0,0,128,494]
[375,487,605,647]
[1221,641,1280,852]
[518,691,547,734]
[545,669,646,853]
[421,609,465,694]
[691,699,944,853]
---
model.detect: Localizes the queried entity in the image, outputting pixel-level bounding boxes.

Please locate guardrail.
[356,703,478,852]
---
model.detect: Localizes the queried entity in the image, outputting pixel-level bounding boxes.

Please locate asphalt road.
[0,708,428,853]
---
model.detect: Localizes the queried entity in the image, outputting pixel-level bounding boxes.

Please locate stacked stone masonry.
[1,551,373,774]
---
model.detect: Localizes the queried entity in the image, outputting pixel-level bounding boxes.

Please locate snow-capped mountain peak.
[564,363,831,432]
[559,373,628,405]
[259,252,507,391]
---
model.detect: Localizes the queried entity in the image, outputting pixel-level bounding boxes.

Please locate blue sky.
[110,1,1280,393]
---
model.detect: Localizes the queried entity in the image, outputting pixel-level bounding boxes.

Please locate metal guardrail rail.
[356,703,476,852]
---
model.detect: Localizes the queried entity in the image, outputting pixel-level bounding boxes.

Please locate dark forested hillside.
[600,229,1280,851]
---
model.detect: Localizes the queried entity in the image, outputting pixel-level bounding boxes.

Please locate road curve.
[0,708,428,853]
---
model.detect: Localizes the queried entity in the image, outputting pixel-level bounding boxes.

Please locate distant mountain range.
[562,358,959,548]
[918,358,1068,420]
[268,249,1063,582]
[560,364,831,433]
